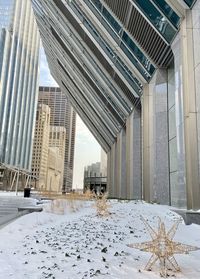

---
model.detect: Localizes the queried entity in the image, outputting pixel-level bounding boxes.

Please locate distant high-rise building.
[100,149,107,177]
[49,126,66,191]
[38,86,76,192]
[46,147,63,192]
[0,0,40,171]
[31,105,66,192]
[84,162,107,194]
[31,104,50,190]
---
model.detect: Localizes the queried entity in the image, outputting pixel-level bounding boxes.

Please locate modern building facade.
[84,162,107,194]
[49,125,66,191]
[100,149,107,178]
[0,0,40,173]
[38,86,76,192]
[46,147,63,192]
[31,105,66,192]
[32,0,200,210]
[31,104,50,190]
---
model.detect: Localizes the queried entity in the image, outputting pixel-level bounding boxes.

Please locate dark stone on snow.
[101,247,107,253]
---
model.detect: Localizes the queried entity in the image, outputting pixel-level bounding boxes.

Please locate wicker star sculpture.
[128,216,200,277]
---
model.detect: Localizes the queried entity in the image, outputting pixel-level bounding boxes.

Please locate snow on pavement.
[0,200,200,279]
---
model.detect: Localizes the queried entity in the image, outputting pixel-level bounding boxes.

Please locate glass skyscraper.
[0,0,40,171]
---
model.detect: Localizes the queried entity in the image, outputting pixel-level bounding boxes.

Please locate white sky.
[39,48,101,189]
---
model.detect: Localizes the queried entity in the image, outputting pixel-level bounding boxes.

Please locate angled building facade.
[38,86,76,192]
[32,0,200,209]
[0,0,40,172]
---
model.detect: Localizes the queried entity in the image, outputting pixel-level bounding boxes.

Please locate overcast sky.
[39,48,101,189]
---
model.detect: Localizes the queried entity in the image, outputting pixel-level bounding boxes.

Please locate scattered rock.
[95,270,101,275]
[101,247,107,253]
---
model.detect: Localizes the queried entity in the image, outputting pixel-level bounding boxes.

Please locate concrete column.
[154,70,170,204]
[171,0,200,209]
[116,129,127,199]
[126,110,142,199]
[108,112,142,200]
[107,142,117,198]
[142,69,170,205]
[106,150,111,195]
[142,79,154,202]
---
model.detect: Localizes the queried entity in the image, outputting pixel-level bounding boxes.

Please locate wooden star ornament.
[128,216,200,277]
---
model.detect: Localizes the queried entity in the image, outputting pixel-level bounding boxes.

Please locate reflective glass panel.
[152,0,180,28]
[122,32,155,76]
[102,7,121,34]
[70,2,142,95]
[0,0,14,29]
[183,0,196,7]
[133,0,176,42]
[83,0,155,80]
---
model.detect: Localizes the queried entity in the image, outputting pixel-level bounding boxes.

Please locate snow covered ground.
[0,191,24,197]
[0,199,200,279]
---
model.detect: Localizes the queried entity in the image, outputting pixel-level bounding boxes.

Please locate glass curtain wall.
[183,0,197,7]
[0,0,40,171]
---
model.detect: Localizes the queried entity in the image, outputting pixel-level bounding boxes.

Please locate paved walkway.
[0,195,39,228]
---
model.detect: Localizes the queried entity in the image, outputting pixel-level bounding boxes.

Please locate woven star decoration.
[128,216,200,277]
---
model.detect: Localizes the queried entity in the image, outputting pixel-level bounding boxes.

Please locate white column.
[171,0,200,209]
[116,129,127,199]
[126,110,142,199]
[142,70,170,205]
[107,142,117,198]
[142,79,154,203]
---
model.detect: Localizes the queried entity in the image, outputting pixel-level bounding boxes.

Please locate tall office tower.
[0,0,40,173]
[32,0,200,210]
[49,126,66,191]
[38,86,76,192]
[31,104,50,190]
